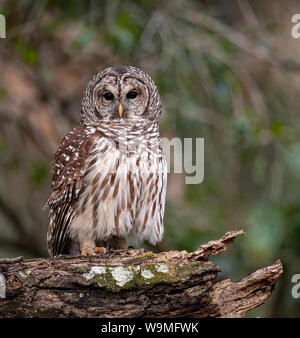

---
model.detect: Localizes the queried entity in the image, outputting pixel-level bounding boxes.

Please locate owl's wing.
[46,126,97,257]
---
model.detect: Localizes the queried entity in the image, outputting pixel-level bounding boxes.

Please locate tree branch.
[0,230,283,318]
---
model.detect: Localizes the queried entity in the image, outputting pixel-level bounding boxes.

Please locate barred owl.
[45,65,167,257]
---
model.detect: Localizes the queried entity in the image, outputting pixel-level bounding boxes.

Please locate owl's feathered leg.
[79,239,107,256]
[109,236,128,250]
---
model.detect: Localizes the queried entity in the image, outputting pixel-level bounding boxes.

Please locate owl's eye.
[126,91,138,99]
[103,92,114,101]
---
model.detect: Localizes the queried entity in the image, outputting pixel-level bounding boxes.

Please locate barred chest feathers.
[69,122,167,246]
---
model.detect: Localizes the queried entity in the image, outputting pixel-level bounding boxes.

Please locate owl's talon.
[80,246,106,256]
[94,247,107,254]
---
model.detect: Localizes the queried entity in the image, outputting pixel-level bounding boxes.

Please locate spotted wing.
[46,126,95,257]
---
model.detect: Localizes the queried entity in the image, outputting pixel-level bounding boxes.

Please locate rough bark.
[0,230,283,318]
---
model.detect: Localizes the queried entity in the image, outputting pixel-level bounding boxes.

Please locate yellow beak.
[118,103,123,118]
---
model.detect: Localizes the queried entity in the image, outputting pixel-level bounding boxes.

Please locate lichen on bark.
[81,261,206,292]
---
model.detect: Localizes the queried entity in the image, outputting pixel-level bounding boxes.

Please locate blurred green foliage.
[12,39,39,65]
[29,160,48,187]
[0,0,300,317]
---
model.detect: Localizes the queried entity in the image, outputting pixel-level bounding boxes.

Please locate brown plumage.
[45,66,167,257]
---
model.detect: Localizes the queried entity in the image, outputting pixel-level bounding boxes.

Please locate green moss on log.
[82,261,205,292]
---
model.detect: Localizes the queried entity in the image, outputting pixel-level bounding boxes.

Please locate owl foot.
[94,246,107,254]
[80,240,107,256]
[81,246,107,256]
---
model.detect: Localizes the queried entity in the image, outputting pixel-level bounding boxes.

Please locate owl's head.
[81,66,161,125]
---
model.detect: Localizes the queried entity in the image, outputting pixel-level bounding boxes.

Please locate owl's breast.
[70,134,167,243]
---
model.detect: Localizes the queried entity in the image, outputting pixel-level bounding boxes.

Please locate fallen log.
[0,230,283,318]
